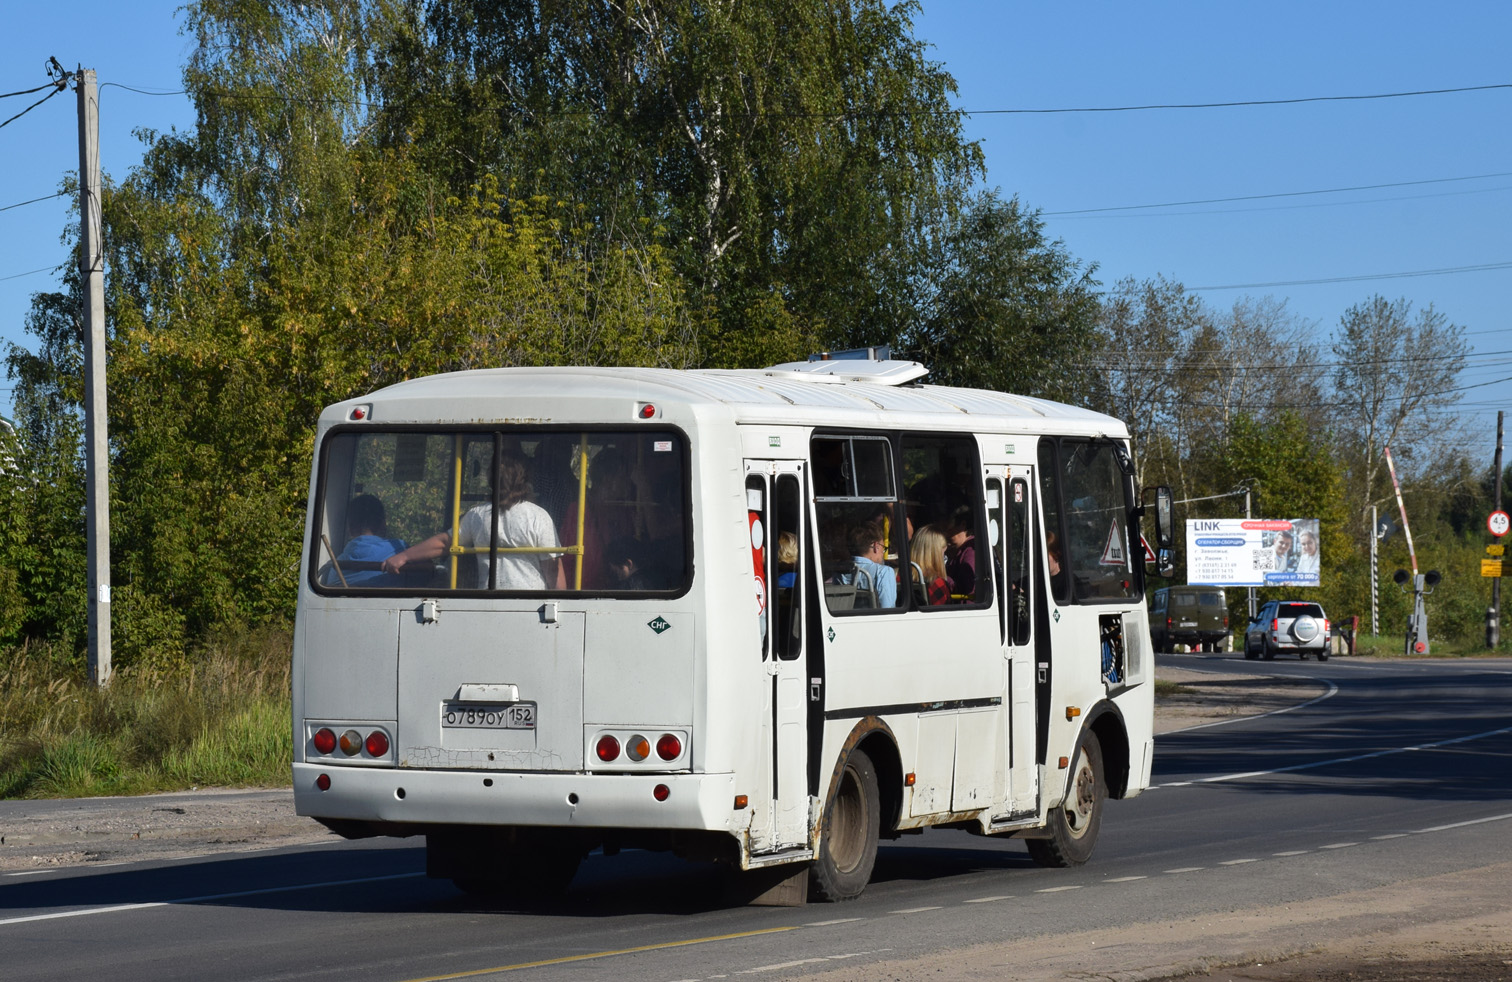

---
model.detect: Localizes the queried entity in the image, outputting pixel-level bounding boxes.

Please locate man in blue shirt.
[843,520,898,608]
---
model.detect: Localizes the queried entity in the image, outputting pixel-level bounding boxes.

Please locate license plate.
[441,702,536,730]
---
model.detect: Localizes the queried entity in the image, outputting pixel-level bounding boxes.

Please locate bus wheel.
[1027,731,1105,868]
[809,747,881,902]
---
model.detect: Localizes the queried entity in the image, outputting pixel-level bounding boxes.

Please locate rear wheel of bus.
[809,747,881,902]
[1027,730,1105,868]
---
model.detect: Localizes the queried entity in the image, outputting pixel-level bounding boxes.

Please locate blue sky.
[2,2,1508,461]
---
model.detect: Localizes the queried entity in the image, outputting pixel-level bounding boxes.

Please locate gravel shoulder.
[4,663,1508,981]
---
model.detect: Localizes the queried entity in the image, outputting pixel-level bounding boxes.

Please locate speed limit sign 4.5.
[1491,510,1511,537]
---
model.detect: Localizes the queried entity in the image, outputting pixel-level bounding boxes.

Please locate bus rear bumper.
[292,762,741,834]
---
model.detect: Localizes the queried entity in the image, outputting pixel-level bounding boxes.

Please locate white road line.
[890,906,943,914]
[805,917,864,927]
[1370,834,1409,840]
[1219,858,1258,865]
[963,895,1013,902]
[4,870,57,877]
[1163,867,1204,873]
[1417,811,1512,833]
[1272,850,1309,856]
[1160,676,1340,734]
[0,871,422,927]
[1161,723,1512,788]
[1319,842,1358,849]
[1035,885,1082,893]
[1103,876,1146,882]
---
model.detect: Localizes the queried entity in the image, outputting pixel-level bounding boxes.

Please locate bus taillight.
[626,735,650,761]
[653,784,670,801]
[656,734,682,761]
[365,730,390,757]
[339,729,364,755]
[596,735,621,762]
[312,728,337,755]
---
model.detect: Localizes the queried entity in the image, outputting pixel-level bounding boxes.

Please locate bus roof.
[326,363,1129,439]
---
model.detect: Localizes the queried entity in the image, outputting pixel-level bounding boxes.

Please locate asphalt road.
[3,654,1510,982]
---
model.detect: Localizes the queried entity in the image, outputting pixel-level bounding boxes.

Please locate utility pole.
[1491,410,1505,649]
[1370,504,1379,637]
[77,66,111,686]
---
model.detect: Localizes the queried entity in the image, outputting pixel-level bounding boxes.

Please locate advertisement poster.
[1186,518,1321,587]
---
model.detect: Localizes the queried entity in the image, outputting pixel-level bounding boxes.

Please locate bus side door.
[745,461,811,854]
[989,471,1040,821]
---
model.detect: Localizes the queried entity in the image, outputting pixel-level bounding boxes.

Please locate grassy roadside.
[0,625,292,799]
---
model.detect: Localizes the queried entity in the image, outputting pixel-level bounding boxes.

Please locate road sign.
[1490,544,1507,557]
[1482,559,1506,578]
[1490,510,1511,537]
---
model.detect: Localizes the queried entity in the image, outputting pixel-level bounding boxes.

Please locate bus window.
[812,435,900,612]
[901,434,988,607]
[313,429,688,595]
[1040,438,1139,604]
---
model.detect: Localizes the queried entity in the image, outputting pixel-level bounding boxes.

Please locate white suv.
[1244,601,1330,661]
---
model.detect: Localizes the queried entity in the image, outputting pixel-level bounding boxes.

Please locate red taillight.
[653,783,670,801]
[596,735,621,762]
[656,733,682,761]
[1271,619,1279,632]
[1323,619,1330,634]
[315,773,331,791]
[639,403,657,419]
[365,730,390,757]
[1166,616,1172,628]
[312,728,337,755]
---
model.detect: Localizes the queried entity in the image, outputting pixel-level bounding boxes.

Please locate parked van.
[1150,586,1229,652]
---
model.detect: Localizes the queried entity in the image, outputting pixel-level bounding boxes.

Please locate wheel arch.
[1086,700,1132,799]
[827,716,903,836]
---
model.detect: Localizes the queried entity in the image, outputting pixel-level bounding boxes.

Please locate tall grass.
[0,624,293,799]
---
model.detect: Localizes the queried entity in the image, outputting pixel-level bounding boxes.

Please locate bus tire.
[809,747,881,902]
[1027,730,1105,868]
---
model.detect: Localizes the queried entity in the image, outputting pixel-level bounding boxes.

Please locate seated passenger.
[839,520,897,608]
[334,494,405,586]
[777,531,798,588]
[945,505,977,598]
[910,524,953,606]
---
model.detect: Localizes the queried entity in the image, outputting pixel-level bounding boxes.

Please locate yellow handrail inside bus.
[449,434,465,589]
[572,432,589,589]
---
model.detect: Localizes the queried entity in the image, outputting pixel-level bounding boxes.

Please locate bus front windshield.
[312,429,687,594]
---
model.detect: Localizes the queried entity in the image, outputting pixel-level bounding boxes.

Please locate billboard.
[1186,518,1320,587]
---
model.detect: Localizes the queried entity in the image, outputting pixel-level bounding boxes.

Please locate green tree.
[906,190,1100,400]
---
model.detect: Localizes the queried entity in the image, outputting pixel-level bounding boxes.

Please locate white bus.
[292,354,1172,902]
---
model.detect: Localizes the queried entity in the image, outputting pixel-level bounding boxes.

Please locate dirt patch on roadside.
[1154,665,1327,734]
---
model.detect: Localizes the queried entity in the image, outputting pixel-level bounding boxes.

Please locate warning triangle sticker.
[1140,534,1156,564]
[1101,519,1128,566]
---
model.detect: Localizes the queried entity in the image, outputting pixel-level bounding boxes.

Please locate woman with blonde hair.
[910,525,953,606]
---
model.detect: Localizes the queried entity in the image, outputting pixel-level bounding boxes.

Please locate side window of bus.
[811,435,900,613]
[1038,439,1071,604]
[1044,439,1140,604]
[900,434,989,608]
[774,474,803,660]
[1004,477,1032,645]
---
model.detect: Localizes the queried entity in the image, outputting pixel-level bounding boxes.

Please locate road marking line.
[806,918,864,926]
[1272,850,1309,856]
[1104,876,1147,882]
[397,927,802,982]
[890,906,943,913]
[0,872,423,927]
[1163,723,1512,787]
[1164,867,1204,873]
[1320,842,1358,849]
[1417,811,1512,833]
[1370,834,1409,840]
[1219,859,1259,865]
[963,895,1013,902]
[4,870,57,877]
[1035,885,1082,892]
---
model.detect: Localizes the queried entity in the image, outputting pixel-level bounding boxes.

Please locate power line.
[0,84,66,130]
[0,191,68,214]
[962,83,1512,115]
[1,81,58,100]
[0,265,59,283]
[1044,171,1512,216]
[1186,262,1512,292]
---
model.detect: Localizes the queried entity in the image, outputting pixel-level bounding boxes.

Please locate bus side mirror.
[1154,486,1174,550]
